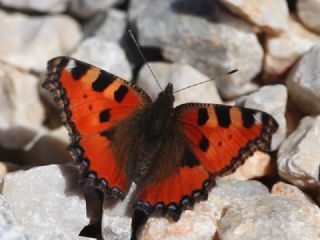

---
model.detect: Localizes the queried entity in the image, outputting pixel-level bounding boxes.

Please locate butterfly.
[43,56,278,221]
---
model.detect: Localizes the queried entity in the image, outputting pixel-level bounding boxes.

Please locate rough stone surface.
[23,126,72,166]
[0,10,82,72]
[0,62,45,149]
[271,182,315,204]
[242,84,288,150]
[130,0,263,99]
[139,180,268,240]
[137,62,222,106]
[69,0,117,18]
[95,9,127,43]
[0,195,28,240]
[72,37,132,81]
[218,196,320,240]
[286,45,320,115]
[1,165,89,239]
[219,0,289,34]
[278,116,320,189]
[297,0,320,33]
[264,16,320,83]
[0,0,69,13]
[219,151,271,181]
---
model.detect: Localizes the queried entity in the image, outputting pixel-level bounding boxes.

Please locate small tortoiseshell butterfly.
[43,57,278,220]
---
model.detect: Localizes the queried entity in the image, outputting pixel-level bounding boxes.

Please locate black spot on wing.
[241,108,255,128]
[71,61,90,80]
[99,108,111,123]
[182,148,200,168]
[92,71,116,92]
[214,105,231,128]
[114,85,129,103]
[199,135,209,152]
[100,129,114,141]
[197,108,209,126]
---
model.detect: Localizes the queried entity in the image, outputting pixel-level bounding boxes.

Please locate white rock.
[0,0,70,13]
[23,126,72,166]
[271,182,315,204]
[218,196,320,240]
[95,9,127,43]
[278,116,320,189]
[72,37,132,81]
[130,0,263,99]
[1,165,89,239]
[0,62,45,149]
[219,151,271,181]
[243,84,287,150]
[69,0,117,18]
[0,195,28,240]
[264,15,320,83]
[0,11,82,72]
[137,62,222,106]
[286,45,320,115]
[297,0,320,33]
[140,181,268,240]
[219,0,289,34]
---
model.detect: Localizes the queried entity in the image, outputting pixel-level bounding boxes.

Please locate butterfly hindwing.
[43,57,152,198]
[134,103,278,219]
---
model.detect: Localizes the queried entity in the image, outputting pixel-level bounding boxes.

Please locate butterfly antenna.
[128,29,163,91]
[174,69,238,93]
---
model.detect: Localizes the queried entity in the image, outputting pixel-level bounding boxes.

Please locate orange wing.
[43,57,151,199]
[134,103,277,219]
[176,103,278,176]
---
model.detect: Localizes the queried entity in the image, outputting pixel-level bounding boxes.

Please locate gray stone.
[286,45,320,115]
[264,15,320,83]
[0,0,69,13]
[95,9,127,43]
[130,0,263,99]
[139,180,268,240]
[136,62,222,106]
[69,0,117,18]
[0,195,28,240]
[218,196,320,240]
[0,11,82,72]
[0,63,45,149]
[297,0,320,33]
[2,165,89,239]
[242,84,288,150]
[219,0,289,34]
[72,37,132,81]
[277,116,320,189]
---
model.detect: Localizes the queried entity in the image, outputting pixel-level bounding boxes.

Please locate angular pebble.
[219,0,289,34]
[130,0,263,99]
[1,165,89,239]
[242,84,288,150]
[0,63,45,149]
[72,37,132,81]
[271,182,315,204]
[0,195,28,240]
[0,0,69,13]
[278,116,320,189]
[69,0,117,18]
[218,196,320,240]
[297,0,320,33]
[95,9,127,43]
[137,62,222,106]
[139,181,268,240]
[264,16,320,83]
[286,45,320,115]
[0,11,82,72]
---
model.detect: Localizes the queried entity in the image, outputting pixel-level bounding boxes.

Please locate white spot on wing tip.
[65,59,76,71]
[254,112,262,123]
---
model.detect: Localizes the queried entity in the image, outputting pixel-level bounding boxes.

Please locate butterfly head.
[158,83,174,106]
